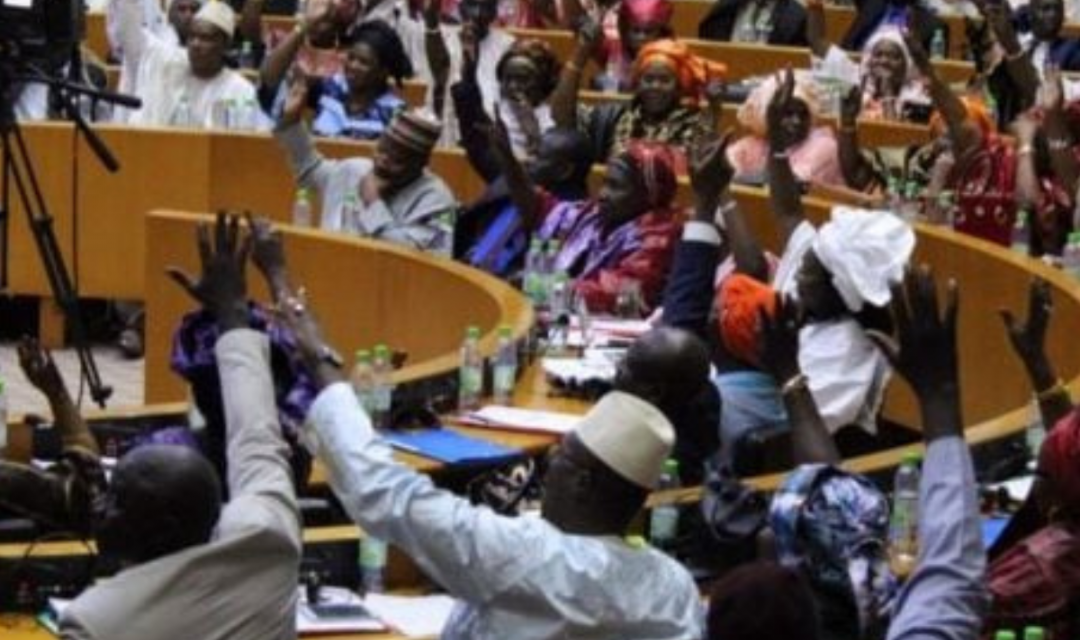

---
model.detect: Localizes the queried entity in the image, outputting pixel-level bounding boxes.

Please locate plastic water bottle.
[542,240,560,298]
[549,271,570,319]
[341,193,361,231]
[170,95,193,127]
[0,379,7,458]
[523,239,544,304]
[900,181,921,222]
[649,459,681,553]
[292,188,312,227]
[359,536,388,594]
[351,349,375,414]
[1063,232,1080,279]
[1025,399,1046,470]
[888,451,921,579]
[239,40,256,70]
[458,326,484,411]
[372,344,394,430]
[1011,210,1030,256]
[1022,627,1046,640]
[492,325,517,405]
[930,28,947,60]
[887,177,902,216]
[994,633,1017,640]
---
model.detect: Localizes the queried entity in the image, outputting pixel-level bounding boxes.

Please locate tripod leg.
[3,125,112,407]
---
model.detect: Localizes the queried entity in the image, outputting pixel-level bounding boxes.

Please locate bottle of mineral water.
[930,28,947,60]
[239,40,256,70]
[1022,627,1046,640]
[170,95,193,128]
[523,239,544,304]
[458,326,484,411]
[889,452,921,579]
[292,188,312,227]
[372,344,394,430]
[359,536,388,594]
[351,349,375,414]
[1011,210,1030,256]
[492,325,517,405]
[649,459,681,553]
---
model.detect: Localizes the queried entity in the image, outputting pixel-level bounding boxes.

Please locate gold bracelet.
[781,373,808,396]
[1036,379,1068,402]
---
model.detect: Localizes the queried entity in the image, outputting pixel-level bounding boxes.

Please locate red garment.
[573,211,682,314]
[1041,409,1080,509]
[986,522,1080,639]
[716,274,776,367]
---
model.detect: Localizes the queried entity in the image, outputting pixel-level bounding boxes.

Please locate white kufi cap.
[194,0,236,38]
[573,391,675,489]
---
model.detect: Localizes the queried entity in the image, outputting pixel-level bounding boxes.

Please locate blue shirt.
[310,74,406,140]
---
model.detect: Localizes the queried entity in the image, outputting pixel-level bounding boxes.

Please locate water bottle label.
[650,508,678,542]
[360,538,388,569]
[493,366,516,394]
[460,367,482,394]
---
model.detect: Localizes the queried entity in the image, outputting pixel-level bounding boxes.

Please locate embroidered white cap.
[194,0,236,38]
[574,391,675,489]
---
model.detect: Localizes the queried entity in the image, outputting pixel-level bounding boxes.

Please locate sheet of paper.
[458,405,583,435]
[362,593,457,638]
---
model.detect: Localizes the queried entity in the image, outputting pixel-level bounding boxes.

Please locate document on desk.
[362,593,457,638]
[458,405,583,435]
[297,586,387,635]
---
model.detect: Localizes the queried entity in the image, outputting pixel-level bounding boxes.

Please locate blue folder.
[383,428,522,466]
[983,516,1011,550]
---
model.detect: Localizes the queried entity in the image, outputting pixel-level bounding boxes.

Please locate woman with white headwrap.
[722,70,916,437]
[805,0,930,121]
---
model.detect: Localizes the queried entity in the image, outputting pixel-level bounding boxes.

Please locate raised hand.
[576,15,603,55]
[304,0,335,30]
[840,83,863,128]
[757,293,804,384]
[247,214,289,300]
[902,23,933,76]
[17,337,65,397]
[766,68,799,152]
[868,266,961,438]
[166,212,251,330]
[480,104,517,168]
[423,0,442,29]
[974,0,1021,54]
[689,130,735,216]
[999,278,1053,375]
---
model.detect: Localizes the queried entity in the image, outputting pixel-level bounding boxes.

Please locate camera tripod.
[0,54,142,408]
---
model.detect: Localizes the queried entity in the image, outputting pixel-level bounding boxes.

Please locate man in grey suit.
[60,214,302,640]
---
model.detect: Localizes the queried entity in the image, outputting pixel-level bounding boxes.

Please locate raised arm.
[116,0,150,66]
[551,18,601,129]
[759,295,841,465]
[977,0,1040,111]
[766,69,809,250]
[16,338,97,455]
[424,0,452,118]
[273,79,336,195]
[837,86,881,191]
[905,29,980,158]
[999,278,1074,429]
[260,0,333,94]
[482,107,543,227]
[874,267,988,640]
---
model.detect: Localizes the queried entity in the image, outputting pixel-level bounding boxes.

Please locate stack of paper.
[458,406,583,435]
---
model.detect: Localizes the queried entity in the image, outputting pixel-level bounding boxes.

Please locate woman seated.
[454,38,562,169]
[552,26,725,170]
[261,19,414,140]
[727,71,845,186]
[486,114,683,314]
[595,0,675,92]
[806,0,930,121]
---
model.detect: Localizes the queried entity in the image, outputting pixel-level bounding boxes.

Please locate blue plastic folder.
[384,428,522,466]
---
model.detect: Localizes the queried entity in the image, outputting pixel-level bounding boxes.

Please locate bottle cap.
[1023,628,1045,640]
[662,458,679,475]
[374,344,389,357]
[296,187,310,200]
[355,349,371,362]
[466,326,481,339]
[994,632,1017,640]
[498,325,512,338]
[901,451,922,466]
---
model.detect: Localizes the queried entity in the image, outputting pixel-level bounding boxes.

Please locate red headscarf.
[1040,409,1080,510]
[716,274,777,366]
[633,39,727,104]
[621,141,679,211]
[619,0,673,27]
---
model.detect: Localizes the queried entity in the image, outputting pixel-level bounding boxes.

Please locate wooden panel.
[3,123,77,297]
[76,125,213,299]
[144,211,532,403]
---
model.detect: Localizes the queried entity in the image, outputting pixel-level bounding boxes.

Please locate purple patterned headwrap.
[170,304,317,437]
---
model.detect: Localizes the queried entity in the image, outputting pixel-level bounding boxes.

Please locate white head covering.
[194,0,236,38]
[812,207,916,312]
[861,28,920,85]
[573,391,675,489]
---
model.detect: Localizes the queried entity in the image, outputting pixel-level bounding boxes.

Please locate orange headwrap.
[1039,410,1080,510]
[633,39,727,103]
[929,96,996,139]
[716,274,777,366]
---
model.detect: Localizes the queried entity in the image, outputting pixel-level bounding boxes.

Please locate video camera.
[0,0,84,78]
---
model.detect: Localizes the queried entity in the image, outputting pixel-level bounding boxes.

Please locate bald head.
[615,327,711,409]
[96,445,222,566]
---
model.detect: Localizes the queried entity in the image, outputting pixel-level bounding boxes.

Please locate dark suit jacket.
[698,0,809,46]
[840,0,946,52]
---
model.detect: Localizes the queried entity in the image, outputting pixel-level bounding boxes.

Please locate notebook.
[384,428,521,466]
